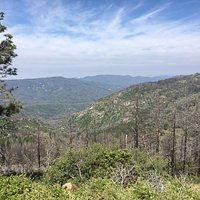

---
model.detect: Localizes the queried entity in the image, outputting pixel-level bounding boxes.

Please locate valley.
[1,73,200,199]
[5,75,168,119]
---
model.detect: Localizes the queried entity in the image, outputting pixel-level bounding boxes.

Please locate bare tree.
[170,111,176,177]
[37,120,41,169]
[133,96,140,148]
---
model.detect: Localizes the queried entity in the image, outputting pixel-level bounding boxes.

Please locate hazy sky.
[1,0,200,78]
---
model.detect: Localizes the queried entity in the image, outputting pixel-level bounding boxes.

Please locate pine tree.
[0,12,21,166]
[0,12,21,116]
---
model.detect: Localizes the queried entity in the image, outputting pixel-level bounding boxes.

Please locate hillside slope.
[66,73,200,175]
[6,77,116,104]
[6,77,116,118]
[6,75,168,119]
[71,73,200,131]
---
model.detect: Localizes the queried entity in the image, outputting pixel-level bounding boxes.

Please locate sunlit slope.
[71,73,200,130]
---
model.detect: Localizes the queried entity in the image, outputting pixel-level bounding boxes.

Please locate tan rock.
[62,182,78,191]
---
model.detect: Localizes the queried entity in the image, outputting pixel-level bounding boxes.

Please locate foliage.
[0,12,21,168]
[71,74,200,130]
[1,175,199,200]
[43,145,135,185]
[69,74,200,176]
[0,175,68,200]
[0,146,200,199]
[0,12,17,77]
[43,145,171,188]
[0,12,21,117]
[131,149,168,176]
[22,103,89,119]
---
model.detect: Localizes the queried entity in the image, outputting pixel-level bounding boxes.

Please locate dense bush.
[1,176,199,200]
[43,144,135,185]
[131,149,168,175]
[0,175,68,200]
[43,145,169,186]
[1,146,199,199]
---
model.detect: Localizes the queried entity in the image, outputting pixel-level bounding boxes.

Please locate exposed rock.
[62,182,78,191]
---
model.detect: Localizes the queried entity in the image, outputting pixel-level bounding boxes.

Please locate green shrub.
[73,179,156,200]
[1,175,199,200]
[73,178,123,200]
[131,149,168,176]
[157,178,200,200]
[0,175,68,200]
[43,144,135,185]
[127,180,156,199]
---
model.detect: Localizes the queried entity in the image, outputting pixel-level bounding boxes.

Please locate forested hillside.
[6,75,168,119]
[1,74,200,200]
[6,77,116,118]
[2,74,199,175]
[6,77,116,104]
[68,73,200,176]
[73,73,199,129]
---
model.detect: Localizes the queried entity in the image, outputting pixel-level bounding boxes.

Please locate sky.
[1,0,200,79]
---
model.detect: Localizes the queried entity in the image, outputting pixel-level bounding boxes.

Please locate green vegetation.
[0,12,21,117]
[0,175,68,200]
[0,12,22,170]
[43,145,136,185]
[6,77,115,119]
[6,75,168,119]
[0,145,199,199]
[23,103,90,119]
[72,74,200,129]
[68,73,200,176]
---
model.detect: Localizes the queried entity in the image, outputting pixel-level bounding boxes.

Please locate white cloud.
[6,0,200,78]
[131,4,169,24]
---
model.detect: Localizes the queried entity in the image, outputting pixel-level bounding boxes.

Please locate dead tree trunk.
[171,111,176,177]
[198,154,200,177]
[198,132,200,177]
[37,121,41,169]
[134,96,139,148]
[125,134,128,149]
[182,128,188,173]
[155,106,161,154]
[156,125,160,154]
[0,147,7,165]
[119,132,124,149]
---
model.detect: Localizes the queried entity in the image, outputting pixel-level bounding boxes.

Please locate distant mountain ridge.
[6,76,115,119]
[81,74,169,88]
[6,76,113,104]
[5,75,170,119]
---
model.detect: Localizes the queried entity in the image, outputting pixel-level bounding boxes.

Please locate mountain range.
[81,74,169,88]
[6,75,169,119]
